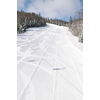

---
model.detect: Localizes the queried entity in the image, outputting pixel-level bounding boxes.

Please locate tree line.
[45,18,68,26]
[17,10,46,33]
[68,9,83,43]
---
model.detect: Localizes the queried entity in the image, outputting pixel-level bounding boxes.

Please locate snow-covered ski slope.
[17,23,83,100]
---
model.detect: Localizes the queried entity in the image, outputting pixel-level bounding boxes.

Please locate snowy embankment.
[17,23,83,100]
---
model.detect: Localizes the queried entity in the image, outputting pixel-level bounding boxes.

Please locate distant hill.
[45,18,68,26]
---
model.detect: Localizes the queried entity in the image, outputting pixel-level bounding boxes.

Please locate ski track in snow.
[17,23,83,100]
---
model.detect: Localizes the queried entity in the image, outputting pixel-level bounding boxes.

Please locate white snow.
[17,23,83,100]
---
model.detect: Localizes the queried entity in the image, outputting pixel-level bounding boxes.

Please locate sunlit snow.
[17,23,83,100]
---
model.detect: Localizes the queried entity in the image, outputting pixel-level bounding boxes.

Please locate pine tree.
[69,16,72,28]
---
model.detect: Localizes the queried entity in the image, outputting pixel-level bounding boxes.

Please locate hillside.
[17,11,69,34]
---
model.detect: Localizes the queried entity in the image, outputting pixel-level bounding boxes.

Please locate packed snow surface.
[17,23,83,100]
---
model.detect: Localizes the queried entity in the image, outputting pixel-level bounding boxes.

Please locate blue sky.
[17,0,83,22]
[80,0,83,7]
